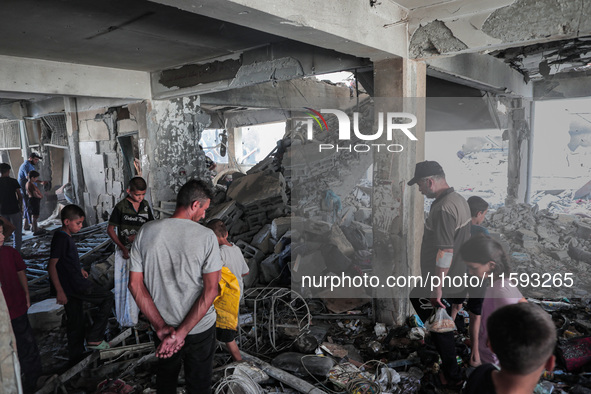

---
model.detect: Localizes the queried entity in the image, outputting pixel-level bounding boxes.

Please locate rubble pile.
[487,203,591,298]
[205,98,375,293]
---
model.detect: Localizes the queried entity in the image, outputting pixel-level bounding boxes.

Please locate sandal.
[87,340,110,350]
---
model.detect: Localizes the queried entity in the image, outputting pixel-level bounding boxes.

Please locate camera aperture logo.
[304,108,418,153]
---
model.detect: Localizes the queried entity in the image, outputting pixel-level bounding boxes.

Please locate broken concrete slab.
[576,222,591,240]
[550,250,570,261]
[227,171,287,207]
[28,298,64,331]
[568,243,591,264]
[271,217,291,239]
[329,224,355,257]
[251,224,272,254]
[260,254,281,284]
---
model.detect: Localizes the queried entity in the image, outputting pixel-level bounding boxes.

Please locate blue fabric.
[18,161,35,190]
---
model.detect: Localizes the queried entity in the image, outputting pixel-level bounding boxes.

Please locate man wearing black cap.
[408,160,472,388]
[18,152,42,231]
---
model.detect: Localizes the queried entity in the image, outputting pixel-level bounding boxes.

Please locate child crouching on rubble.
[463,303,556,394]
[206,219,249,361]
[459,235,526,367]
[48,204,114,364]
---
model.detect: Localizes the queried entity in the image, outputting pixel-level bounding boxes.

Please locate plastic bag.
[426,308,456,333]
[114,250,139,327]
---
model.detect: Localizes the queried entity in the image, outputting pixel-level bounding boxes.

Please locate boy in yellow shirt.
[206,219,249,361]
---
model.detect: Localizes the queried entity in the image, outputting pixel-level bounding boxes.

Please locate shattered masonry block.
[206,200,243,224]
[28,299,64,331]
[235,240,265,263]
[575,223,591,240]
[251,224,273,254]
[228,219,249,236]
[245,213,268,230]
[271,217,291,239]
[227,171,287,207]
[260,254,281,284]
[549,250,569,261]
[517,228,538,248]
[232,228,261,244]
[556,214,577,226]
[242,196,286,216]
[243,258,259,289]
[329,224,355,257]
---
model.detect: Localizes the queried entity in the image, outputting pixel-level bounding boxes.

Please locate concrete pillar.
[372,58,426,325]
[64,98,86,212]
[227,127,242,170]
[505,98,531,206]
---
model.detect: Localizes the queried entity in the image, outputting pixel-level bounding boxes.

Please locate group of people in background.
[408,160,556,393]
[0,152,46,252]
[1,164,249,393]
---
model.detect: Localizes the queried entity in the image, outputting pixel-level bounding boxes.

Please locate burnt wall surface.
[146,97,212,205]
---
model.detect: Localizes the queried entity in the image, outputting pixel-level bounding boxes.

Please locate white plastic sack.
[426,308,456,333]
[114,249,139,327]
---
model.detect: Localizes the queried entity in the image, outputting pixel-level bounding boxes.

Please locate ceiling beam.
[0,55,150,100]
[148,0,408,61]
[200,78,359,110]
[152,42,370,100]
[426,53,532,97]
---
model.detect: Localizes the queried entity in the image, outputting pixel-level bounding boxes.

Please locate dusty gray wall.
[146,96,212,208]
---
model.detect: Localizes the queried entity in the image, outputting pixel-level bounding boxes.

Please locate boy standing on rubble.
[463,303,556,394]
[0,220,42,393]
[107,177,154,327]
[206,219,249,361]
[48,204,114,364]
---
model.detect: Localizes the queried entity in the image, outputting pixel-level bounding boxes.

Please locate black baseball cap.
[29,152,42,160]
[407,160,445,185]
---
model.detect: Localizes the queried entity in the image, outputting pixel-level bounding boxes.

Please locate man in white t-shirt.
[129,180,222,394]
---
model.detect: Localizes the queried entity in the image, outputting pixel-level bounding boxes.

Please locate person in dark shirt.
[463,303,556,394]
[408,161,472,388]
[48,204,114,364]
[0,163,24,250]
[0,220,42,393]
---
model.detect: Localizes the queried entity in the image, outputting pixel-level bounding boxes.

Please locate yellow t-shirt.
[214,267,240,330]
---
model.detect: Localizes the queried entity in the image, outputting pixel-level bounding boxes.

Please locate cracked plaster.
[409,20,468,59]
[482,0,591,43]
[147,97,211,205]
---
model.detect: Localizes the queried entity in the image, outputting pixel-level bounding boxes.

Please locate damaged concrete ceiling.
[0,0,283,72]
[3,0,591,102]
[491,37,591,82]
